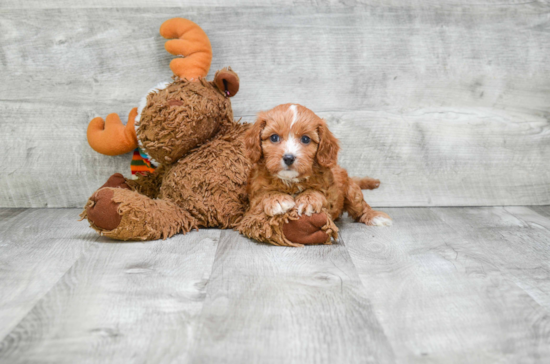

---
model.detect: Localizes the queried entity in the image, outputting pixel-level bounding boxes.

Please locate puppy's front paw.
[295,193,324,216]
[264,195,295,216]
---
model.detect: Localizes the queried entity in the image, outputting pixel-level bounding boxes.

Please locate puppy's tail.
[352,176,380,190]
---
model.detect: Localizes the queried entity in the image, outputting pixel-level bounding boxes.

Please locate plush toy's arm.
[125,165,165,199]
[87,108,138,156]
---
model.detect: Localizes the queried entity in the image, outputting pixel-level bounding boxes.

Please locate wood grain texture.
[0,209,97,341]
[1,0,548,9]
[1,5,549,207]
[0,225,220,363]
[0,0,298,8]
[529,205,550,220]
[339,206,550,363]
[189,230,395,364]
[437,206,550,311]
[1,207,550,362]
[323,109,550,207]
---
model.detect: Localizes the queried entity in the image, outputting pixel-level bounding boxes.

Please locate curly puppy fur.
[238,103,392,245]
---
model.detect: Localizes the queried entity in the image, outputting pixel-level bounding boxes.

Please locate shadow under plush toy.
[81,17,343,246]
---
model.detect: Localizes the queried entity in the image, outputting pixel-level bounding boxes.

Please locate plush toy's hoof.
[283,213,330,245]
[100,173,131,190]
[86,189,122,231]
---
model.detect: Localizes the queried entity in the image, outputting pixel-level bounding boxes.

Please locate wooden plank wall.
[1,1,549,207]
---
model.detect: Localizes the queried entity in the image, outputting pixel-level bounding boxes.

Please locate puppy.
[244,103,392,230]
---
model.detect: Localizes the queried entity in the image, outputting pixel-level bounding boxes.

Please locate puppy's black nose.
[283,154,296,166]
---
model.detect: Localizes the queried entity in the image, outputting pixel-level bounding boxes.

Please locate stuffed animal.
[81,17,333,246]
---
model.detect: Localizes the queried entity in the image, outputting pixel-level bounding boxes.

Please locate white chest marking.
[277,170,300,182]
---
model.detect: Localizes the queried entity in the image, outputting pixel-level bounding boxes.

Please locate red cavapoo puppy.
[244,103,392,239]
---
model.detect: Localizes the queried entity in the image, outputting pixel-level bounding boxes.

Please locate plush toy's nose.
[283,154,296,166]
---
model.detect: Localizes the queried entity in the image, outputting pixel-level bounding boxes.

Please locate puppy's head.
[245,104,339,181]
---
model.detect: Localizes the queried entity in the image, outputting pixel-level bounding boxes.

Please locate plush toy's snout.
[136,78,234,165]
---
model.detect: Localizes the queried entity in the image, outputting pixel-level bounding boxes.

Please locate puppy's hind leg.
[344,179,392,226]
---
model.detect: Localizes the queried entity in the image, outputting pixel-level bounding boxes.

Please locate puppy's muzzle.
[283,154,296,166]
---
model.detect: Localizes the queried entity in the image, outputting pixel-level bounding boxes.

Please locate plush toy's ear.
[245,115,266,163]
[213,67,240,97]
[316,120,340,167]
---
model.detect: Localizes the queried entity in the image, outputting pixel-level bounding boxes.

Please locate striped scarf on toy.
[131,147,156,176]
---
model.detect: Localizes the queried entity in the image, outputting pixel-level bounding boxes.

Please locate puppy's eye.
[270,134,280,143]
[301,135,311,144]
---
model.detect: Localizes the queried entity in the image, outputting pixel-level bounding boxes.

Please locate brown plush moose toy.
[81,17,337,246]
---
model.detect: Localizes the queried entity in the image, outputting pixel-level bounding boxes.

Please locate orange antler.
[87,108,138,156]
[160,18,212,80]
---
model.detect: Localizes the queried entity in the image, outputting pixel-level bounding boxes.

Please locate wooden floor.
[0,206,549,363]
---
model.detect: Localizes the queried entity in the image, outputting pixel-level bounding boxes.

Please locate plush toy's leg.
[237,208,338,247]
[81,187,197,241]
[282,213,338,245]
[345,180,392,226]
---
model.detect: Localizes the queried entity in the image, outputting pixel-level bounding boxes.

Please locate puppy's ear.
[213,67,239,97]
[245,115,266,163]
[316,120,340,167]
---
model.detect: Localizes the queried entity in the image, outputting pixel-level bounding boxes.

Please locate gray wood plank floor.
[1,207,549,363]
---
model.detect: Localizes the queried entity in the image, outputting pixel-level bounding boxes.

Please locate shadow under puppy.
[238,103,391,247]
